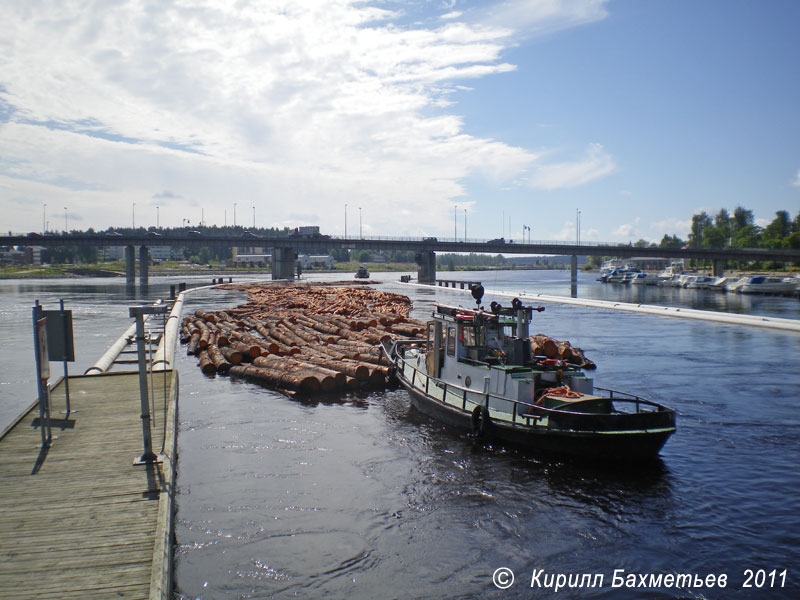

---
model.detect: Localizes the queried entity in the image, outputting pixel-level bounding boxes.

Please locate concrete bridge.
[3,233,798,290]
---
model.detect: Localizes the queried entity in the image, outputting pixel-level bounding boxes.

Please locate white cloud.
[550,222,598,243]
[651,217,691,239]
[0,0,611,234]
[480,0,609,38]
[792,169,800,187]
[612,216,641,239]
[527,143,616,190]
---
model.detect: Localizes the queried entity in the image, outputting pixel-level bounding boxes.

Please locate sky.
[1,0,799,243]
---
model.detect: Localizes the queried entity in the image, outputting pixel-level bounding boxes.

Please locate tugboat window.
[446,327,456,356]
[462,325,485,347]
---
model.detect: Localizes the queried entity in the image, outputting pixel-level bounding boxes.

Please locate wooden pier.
[0,370,178,599]
[435,278,481,290]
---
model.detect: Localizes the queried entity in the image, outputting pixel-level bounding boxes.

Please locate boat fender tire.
[471,405,490,437]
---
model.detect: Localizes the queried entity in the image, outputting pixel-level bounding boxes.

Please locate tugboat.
[355,265,370,279]
[382,287,676,461]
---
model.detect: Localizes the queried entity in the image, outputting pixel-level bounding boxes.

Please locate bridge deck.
[0,371,177,599]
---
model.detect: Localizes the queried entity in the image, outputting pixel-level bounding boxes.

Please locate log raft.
[182,283,426,392]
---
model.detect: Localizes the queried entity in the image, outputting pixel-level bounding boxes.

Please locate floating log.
[298,350,369,381]
[220,346,243,365]
[230,364,320,393]
[197,350,216,376]
[253,355,338,392]
[195,310,217,323]
[187,332,201,356]
[196,321,210,350]
[389,323,423,337]
[207,344,232,374]
[228,341,261,359]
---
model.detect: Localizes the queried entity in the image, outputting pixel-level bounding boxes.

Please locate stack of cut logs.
[181,283,427,393]
[530,334,596,369]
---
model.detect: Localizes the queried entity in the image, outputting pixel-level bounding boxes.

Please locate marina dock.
[0,369,178,599]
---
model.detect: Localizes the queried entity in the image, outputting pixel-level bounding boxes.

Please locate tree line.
[639,207,799,251]
[587,207,800,270]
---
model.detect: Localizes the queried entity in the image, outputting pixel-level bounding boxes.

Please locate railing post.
[32,301,52,448]
[59,299,71,414]
[129,304,169,465]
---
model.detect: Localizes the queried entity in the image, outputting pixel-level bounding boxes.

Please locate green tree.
[732,224,761,249]
[762,210,792,247]
[712,208,732,245]
[76,245,98,264]
[688,212,712,247]
[330,248,350,262]
[659,234,684,249]
[702,225,727,248]
[732,206,754,230]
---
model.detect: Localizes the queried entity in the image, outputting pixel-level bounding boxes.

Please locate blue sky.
[1,0,798,242]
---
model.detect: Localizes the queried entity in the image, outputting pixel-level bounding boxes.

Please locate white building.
[298,254,334,269]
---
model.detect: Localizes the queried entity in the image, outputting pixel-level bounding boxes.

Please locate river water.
[1,270,798,599]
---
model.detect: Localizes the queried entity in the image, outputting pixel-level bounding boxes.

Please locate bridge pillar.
[271,247,296,280]
[125,245,136,285]
[139,246,149,286]
[570,255,578,298]
[416,250,436,284]
[712,258,726,278]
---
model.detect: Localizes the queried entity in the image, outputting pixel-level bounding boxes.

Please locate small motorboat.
[631,272,658,286]
[355,266,370,279]
[685,275,716,289]
[727,275,798,295]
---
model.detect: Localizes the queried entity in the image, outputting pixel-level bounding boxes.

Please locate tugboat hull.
[402,381,674,461]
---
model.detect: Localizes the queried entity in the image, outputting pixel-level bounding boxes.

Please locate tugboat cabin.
[425,303,595,413]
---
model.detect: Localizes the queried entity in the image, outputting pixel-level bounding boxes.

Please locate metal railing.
[390,341,666,427]
[395,345,539,427]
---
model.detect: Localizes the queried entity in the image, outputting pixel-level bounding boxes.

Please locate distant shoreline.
[1,264,795,280]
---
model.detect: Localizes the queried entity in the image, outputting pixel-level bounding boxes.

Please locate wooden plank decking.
[0,371,178,599]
